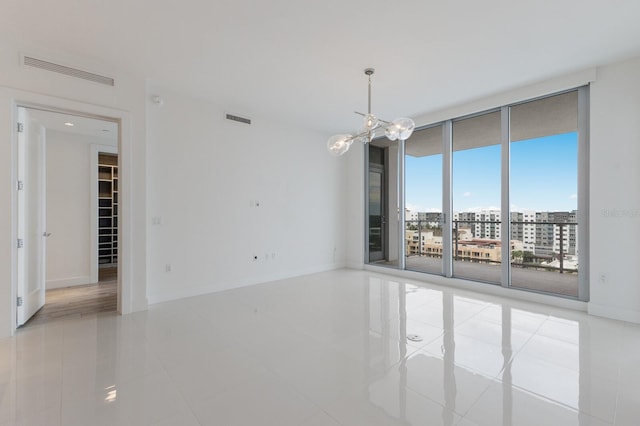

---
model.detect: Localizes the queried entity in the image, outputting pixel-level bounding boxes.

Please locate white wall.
[0,40,147,337]
[45,130,115,289]
[588,56,640,322]
[346,143,364,269]
[146,87,347,303]
[45,130,91,288]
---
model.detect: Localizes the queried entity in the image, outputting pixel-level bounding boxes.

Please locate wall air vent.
[225,113,251,125]
[22,55,115,87]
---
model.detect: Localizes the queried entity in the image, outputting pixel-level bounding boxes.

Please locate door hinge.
[17,180,24,191]
[17,122,24,133]
[17,297,23,307]
[17,239,23,248]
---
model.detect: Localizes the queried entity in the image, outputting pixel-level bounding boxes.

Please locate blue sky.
[406,132,578,213]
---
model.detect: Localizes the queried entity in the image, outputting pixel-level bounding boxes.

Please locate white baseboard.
[46,275,93,289]
[147,262,347,305]
[347,261,364,270]
[588,303,640,324]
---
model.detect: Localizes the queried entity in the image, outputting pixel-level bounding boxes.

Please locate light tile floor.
[2,269,639,425]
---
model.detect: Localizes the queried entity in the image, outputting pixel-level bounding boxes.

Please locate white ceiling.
[28,109,118,145]
[3,0,640,135]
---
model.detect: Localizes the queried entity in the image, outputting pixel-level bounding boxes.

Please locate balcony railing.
[405,219,578,274]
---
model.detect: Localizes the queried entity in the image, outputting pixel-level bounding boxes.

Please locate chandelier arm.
[351,130,369,140]
[354,111,391,125]
[351,128,375,141]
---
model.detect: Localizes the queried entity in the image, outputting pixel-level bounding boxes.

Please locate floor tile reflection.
[3,269,639,425]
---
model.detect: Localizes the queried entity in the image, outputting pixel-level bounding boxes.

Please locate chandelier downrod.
[365,68,374,115]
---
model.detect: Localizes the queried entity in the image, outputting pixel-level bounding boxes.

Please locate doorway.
[369,166,385,262]
[368,145,386,263]
[97,152,118,283]
[16,106,120,327]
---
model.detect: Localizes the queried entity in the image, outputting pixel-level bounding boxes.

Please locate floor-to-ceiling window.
[452,111,502,285]
[405,125,444,275]
[508,91,579,297]
[365,87,588,300]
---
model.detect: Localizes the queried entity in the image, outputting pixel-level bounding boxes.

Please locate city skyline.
[406,132,578,213]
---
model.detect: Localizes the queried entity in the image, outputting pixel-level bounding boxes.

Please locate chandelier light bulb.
[362,113,379,132]
[327,134,353,156]
[392,117,416,140]
[385,123,400,141]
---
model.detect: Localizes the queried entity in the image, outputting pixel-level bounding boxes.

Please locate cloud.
[463,192,472,197]
[405,203,419,212]
[569,194,578,199]
[406,203,442,213]
[464,206,500,212]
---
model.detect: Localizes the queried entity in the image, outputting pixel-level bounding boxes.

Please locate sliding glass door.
[367,143,401,268]
[369,165,385,262]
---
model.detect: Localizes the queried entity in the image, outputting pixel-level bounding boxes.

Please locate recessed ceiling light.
[102,129,109,132]
[64,122,74,127]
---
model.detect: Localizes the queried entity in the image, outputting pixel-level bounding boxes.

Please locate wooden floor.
[98,266,118,282]
[23,268,118,327]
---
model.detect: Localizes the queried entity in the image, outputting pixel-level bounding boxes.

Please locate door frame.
[6,89,133,333]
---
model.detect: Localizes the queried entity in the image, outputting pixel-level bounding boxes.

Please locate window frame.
[364,85,590,301]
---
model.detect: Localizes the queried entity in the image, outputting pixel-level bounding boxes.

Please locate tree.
[523,251,534,263]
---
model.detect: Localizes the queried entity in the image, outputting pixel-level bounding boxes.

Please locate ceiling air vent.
[22,55,115,87]
[225,113,251,125]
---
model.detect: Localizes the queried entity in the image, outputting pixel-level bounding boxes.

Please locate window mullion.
[577,86,590,301]
[398,139,406,270]
[442,121,453,277]
[501,106,511,288]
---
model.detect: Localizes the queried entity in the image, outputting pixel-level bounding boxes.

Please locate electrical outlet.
[165,264,172,272]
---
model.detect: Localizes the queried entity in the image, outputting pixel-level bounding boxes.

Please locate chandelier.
[327,68,416,156]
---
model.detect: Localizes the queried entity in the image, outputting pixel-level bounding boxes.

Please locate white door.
[16,107,47,326]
